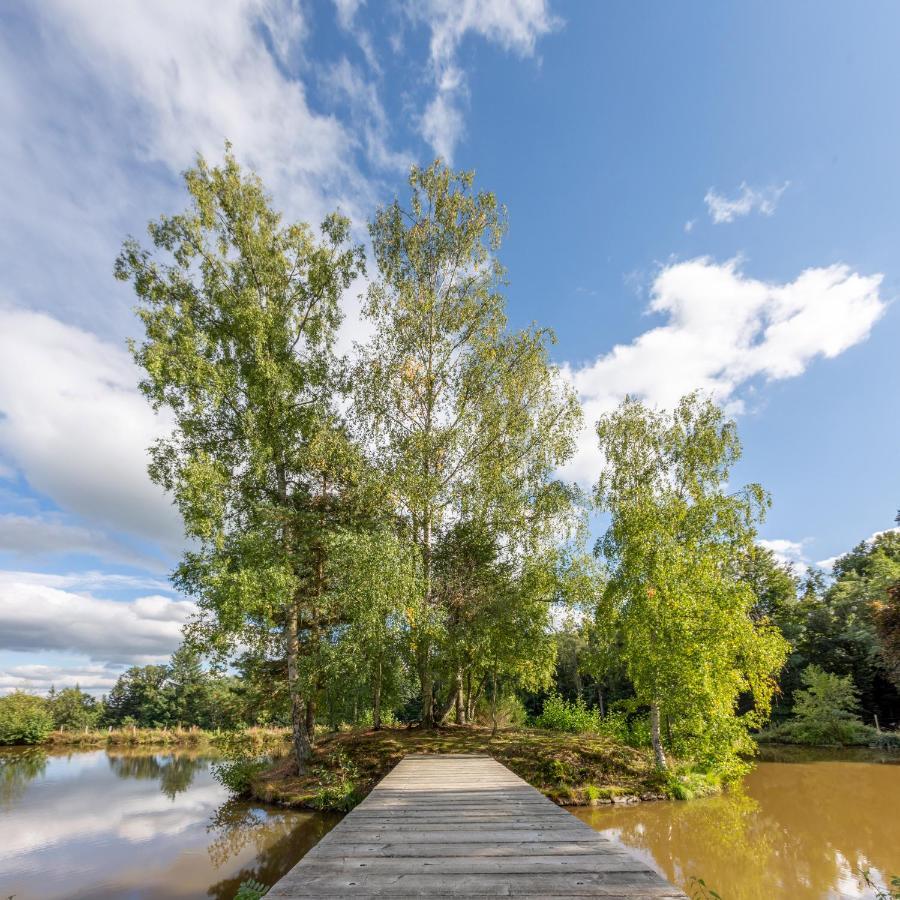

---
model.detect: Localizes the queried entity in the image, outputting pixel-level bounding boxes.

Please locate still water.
[1,747,897,899]
[0,748,340,900]
[573,748,900,899]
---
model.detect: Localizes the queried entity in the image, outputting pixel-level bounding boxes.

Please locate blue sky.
[0,0,898,693]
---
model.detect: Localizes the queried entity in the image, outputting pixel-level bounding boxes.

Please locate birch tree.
[357,161,581,725]
[594,393,789,778]
[117,148,364,771]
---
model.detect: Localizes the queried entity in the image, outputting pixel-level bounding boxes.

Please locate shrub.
[788,666,868,745]
[310,751,361,811]
[473,695,527,729]
[0,692,54,745]
[210,730,270,795]
[533,694,602,733]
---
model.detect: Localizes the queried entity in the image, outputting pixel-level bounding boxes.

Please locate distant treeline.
[548,523,900,734]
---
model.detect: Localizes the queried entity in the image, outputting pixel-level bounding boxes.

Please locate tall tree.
[117,148,364,771]
[594,393,789,778]
[357,161,581,724]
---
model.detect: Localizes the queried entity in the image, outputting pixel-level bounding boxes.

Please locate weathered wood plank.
[267,754,685,898]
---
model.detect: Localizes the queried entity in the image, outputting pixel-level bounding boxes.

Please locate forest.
[2,151,898,788]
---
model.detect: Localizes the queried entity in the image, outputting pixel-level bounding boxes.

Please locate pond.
[1,746,898,899]
[0,747,340,900]
[573,747,900,899]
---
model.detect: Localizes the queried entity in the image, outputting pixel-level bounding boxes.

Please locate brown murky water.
[0,747,340,900]
[572,748,900,899]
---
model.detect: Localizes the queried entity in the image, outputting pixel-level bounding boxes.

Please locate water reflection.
[206,801,340,900]
[108,751,206,798]
[0,749,339,900]
[0,748,47,807]
[573,758,900,899]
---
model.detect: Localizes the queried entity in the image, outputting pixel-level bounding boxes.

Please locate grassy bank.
[35,725,291,749]
[250,725,671,811]
[755,723,900,750]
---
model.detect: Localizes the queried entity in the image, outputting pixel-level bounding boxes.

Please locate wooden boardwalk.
[268,753,685,898]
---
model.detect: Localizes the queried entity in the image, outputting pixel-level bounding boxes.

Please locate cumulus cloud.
[0,574,194,664]
[705,181,790,224]
[758,538,809,570]
[411,0,560,161]
[0,307,182,547]
[561,257,887,484]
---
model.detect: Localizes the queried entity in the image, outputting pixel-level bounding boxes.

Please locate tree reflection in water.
[573,759,900,899]
[107,751,207,798]
[205,799,341,900]
[0,748,48,808]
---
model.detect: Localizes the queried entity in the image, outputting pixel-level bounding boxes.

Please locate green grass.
[250,725,671,810]
[41,725,290,749]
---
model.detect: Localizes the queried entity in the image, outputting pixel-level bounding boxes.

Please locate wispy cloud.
[410,0,561,162]
[705,181,790,224]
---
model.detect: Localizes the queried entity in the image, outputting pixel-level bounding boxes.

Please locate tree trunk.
[455,668,465,725]
[650,702,668,771]
[286,603,312,773]
[373,659,383,730]
[490,668,499,737]
[596,684,605,718]
[418,651,434,727]
[419,513,435,727]
[305,694,316,740]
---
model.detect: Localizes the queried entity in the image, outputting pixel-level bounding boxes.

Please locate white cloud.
[0,570,173,594]
[561,257,887,484]
[321,57,411,172]
[684,219,696,233]
[705,181,790,224]
[0,307,182,547]
[0,575,194,664]
[37,0,369,224]
[0,513,165,571]
[0,662,121,695]
[333,0,365,30]
[758,538,809,570]
[411,0,560,161]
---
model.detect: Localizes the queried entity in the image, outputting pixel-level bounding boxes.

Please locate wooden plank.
[267,753,685,898]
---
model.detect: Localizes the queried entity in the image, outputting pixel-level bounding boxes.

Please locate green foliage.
[534,694,602,734]
[359,160,582,724]
[0,692,54,745]
[47,686,102,729]
[234,880,269,900]
[210,731,271,795]
[309,751,360,811]
[858,868,900,900]
[779,665,866,745]
[118,145,370,769]
[688,876,723,899]
[594,393,790,779]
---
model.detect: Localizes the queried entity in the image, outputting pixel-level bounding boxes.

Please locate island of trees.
[2,151,898,805]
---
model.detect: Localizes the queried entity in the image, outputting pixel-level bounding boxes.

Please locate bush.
[473,695,527,729]
[210,730,270,795]
[533,694,602,733]
[310,751,361,811]
[787,666,868,745]
[0,692,54,745]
